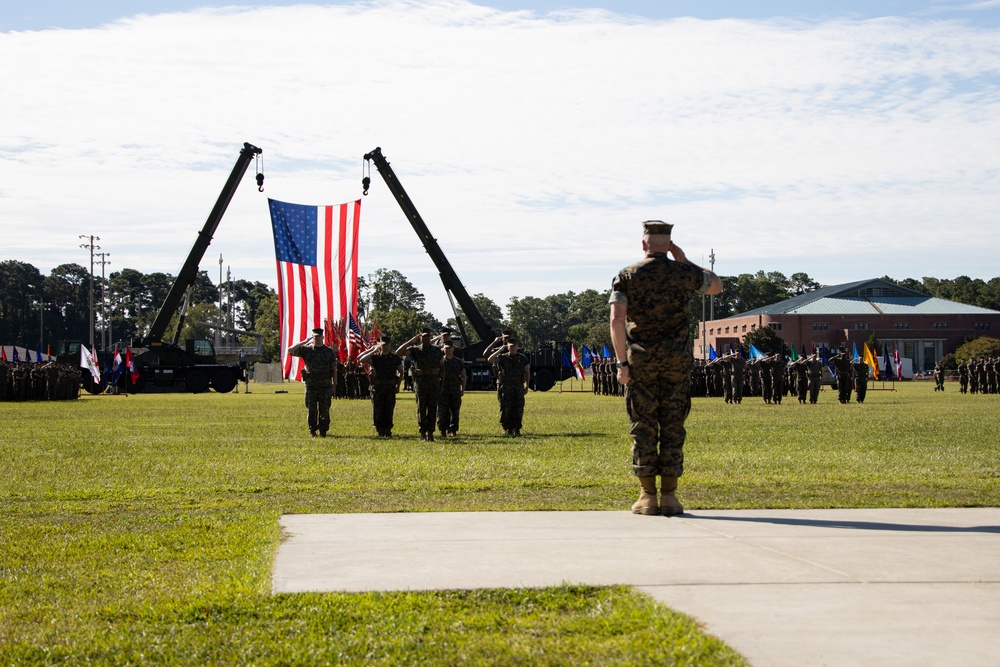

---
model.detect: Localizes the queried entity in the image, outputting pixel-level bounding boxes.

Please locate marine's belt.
[414,369,440,376]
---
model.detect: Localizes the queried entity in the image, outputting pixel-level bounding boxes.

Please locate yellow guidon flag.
[863,343,880,381]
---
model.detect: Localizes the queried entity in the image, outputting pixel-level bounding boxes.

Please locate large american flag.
[268,198,361,380]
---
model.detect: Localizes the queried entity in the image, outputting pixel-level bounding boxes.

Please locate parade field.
[2,383,997,665]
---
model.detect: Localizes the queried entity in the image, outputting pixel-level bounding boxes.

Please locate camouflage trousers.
[626,364,690,479]
[498,383,525,432]
[437,386,463,434]
[371,385,396,433]
[413,379,440,436]
[304,385,332,434]
[808,376,821,403]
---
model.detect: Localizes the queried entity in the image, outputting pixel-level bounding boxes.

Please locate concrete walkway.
[273,508,1000,667]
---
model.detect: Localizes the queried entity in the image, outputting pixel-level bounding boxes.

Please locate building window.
[709,328,714,335]
[933,322,949,330]
[811,322,828,331]
[893,322,910,330]
[975,322,991,330]
[742,325,747,332]
[854,322,869,330]
[725,327,730,334]
[769,322,782,331]
[751,324,756,331]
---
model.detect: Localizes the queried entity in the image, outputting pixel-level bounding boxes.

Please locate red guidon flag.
[269,199,361,380]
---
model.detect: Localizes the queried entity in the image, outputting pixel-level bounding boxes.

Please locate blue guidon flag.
[268,198,361,380]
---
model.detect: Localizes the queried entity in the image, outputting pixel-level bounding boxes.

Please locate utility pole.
[709,248,716,322]
[217,253,224,349]
[96,252,111,350]
[79,235,100,347]
[226,265,233,348]
[33,299,50,351]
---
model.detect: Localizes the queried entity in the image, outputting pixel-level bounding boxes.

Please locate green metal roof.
[725,279,1000,319]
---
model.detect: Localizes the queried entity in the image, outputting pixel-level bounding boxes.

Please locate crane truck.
[58,142,263,393]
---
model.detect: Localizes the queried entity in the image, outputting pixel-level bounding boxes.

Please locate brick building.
[695,278,1000,376]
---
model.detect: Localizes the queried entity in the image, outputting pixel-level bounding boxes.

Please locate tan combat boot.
[631,476,659,515]
[660,476,684,516]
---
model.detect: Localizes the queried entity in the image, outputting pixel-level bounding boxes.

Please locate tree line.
[3,258,999,362]
[0,260,272,353]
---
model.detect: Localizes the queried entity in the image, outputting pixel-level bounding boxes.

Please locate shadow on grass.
[684,512,1000,534]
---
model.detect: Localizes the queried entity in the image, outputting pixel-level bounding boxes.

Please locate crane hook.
[362,158,371,196]
[255,152,264,192]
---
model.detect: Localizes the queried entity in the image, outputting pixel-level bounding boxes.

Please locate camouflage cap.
[642,220,673,235]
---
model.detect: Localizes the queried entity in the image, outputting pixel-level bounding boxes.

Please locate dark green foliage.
[743,324,783,355]
[954,336,1000,362]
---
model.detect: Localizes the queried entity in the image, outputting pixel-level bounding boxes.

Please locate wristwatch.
[616,360,629,369]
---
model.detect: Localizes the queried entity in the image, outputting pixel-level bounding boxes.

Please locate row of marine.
[693,348,874,405]
[0,361,83,402]
[956,358,1000,394]
[590,357,626,396]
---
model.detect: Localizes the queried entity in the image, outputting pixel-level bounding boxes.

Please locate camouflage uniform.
[610,253,708,479]
[367,352,402,436]
[406,344,444,438]
[730,356,746,404]
[832,353,853,404]
[769,357,784,404]
[852,360,869,403]
[290,344,336,436]
[792,357,809,404]
[437,355,466,436]
[806,357,823,403]
[495,351,529,434]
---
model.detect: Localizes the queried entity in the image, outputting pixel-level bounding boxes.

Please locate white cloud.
[2,0,999,320]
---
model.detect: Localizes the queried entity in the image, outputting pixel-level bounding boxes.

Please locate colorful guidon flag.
[81,346,101,383]
[570,344,585,380]
[268,198,361,380]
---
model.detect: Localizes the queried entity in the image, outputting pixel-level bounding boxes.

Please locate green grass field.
[2,381,996,665]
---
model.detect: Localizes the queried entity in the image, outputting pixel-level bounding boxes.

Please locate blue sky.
[3,0,1000,324]
[6,0,1000,30]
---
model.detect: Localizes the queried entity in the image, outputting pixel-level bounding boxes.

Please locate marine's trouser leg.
[626,369,690,479]
[414,380,440,434]
[372,387,395,432]
[437,388,462,432]
[809,377,820,403]
[305,386,319,432]
[498,384,524,431]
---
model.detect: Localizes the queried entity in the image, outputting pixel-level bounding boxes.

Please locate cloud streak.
[2,0,999,320]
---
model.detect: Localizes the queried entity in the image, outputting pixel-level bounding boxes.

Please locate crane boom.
[143,142,262,344]
[363,147,496,344]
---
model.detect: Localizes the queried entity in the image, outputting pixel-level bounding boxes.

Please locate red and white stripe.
[276,200,361,380]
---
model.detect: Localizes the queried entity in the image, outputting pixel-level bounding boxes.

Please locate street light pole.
[96,252,111,350]
[217,253,223,350]
[79,235,100,348]
[709,248,716,322]
[33,299,50,352]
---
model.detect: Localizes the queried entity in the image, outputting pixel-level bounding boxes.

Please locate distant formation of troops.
[685,348,880,405]
[590,357,626,396]
[956,358,999,395]
[0,361,82,402]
